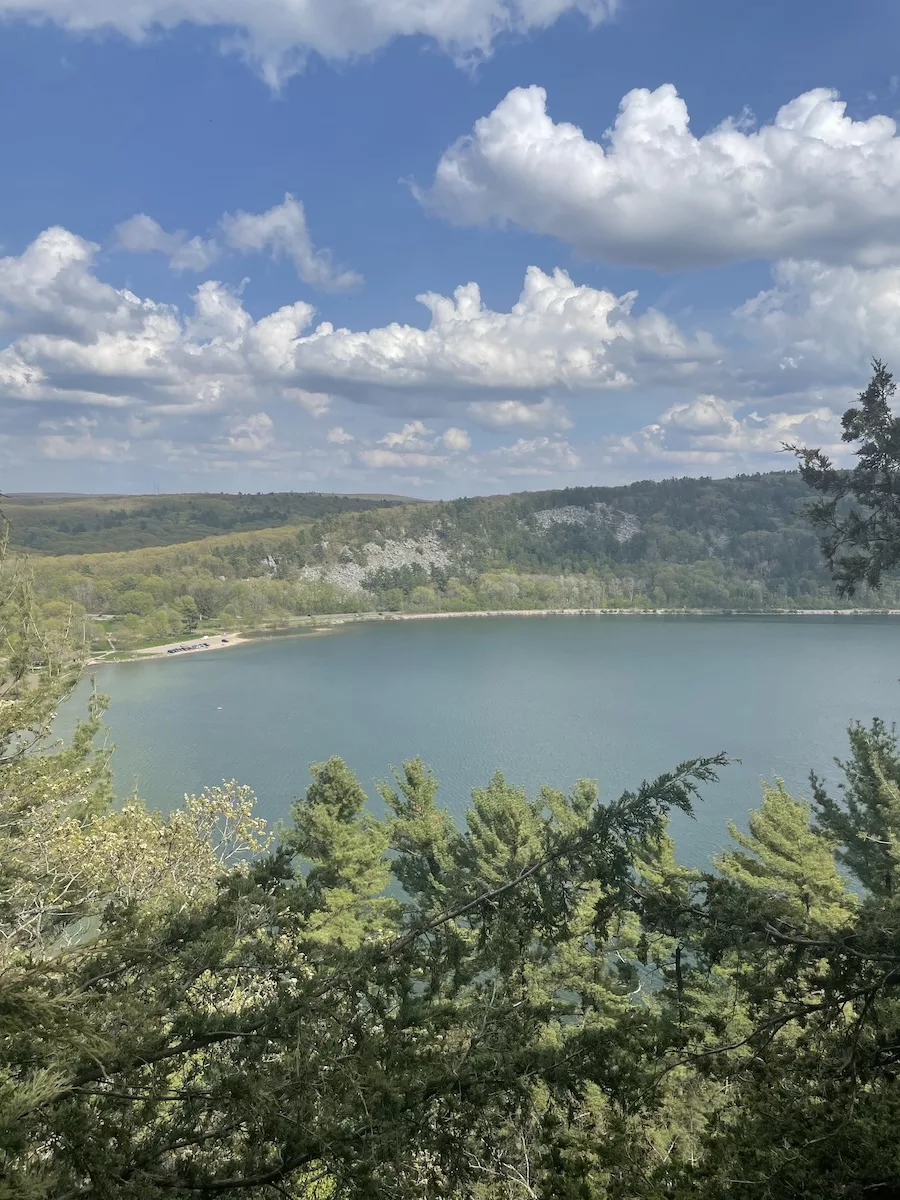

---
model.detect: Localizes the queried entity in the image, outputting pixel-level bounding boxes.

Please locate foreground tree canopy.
[791,358,900,596]
[5,365,900,1197]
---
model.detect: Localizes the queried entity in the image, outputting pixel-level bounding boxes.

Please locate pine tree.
[380,756,457,907]
[287,755,399,946]
[790,358,900,594]
[812,718,900,897]
[718,780,855,930]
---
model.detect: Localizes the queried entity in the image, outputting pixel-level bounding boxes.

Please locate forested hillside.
[22,471,900,653]
[4,491,417,554]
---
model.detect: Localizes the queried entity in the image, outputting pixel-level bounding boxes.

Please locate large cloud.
[288,266,718,399]
[0,227,317,410]
[608,394,843,469]
[0,231,717,416]
[737,259,900,392]
[0,0,618,86]
[0,225,160,342]
[419,84,900,269]
[5,220,887,490]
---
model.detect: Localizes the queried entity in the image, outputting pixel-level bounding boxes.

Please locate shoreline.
[347,607,900,621]
[86,631,247,666]
[86,607,900,666]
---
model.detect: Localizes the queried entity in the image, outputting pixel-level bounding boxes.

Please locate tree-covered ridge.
[4,491,419,555]
[292,470,832,594]
[22,471,900,653]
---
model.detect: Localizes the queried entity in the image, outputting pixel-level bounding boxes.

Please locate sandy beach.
[87,607,900,666]
[87,632,247,666]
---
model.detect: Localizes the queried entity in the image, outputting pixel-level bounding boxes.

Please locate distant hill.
[3,491,423,555]
[24,471,900,654]
[248,471,867,611]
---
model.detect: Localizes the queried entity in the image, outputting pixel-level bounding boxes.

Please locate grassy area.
[5,491,421,555]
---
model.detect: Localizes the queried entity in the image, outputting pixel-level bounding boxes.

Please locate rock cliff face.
[298,532,451,593]
[286,500,647,596]
[237,473,846,611]
[532,503,641,543]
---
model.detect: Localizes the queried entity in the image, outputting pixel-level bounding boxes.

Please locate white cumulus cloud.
[442,426,472,451]
[221,411,276,452]
[327,425,354,444]
[11,220,881,489]
[39,431,133,461]
[222,195,361,291]
[491,435,581,476]
[288,389,332,416]
[467,396,572,430]
[420,84,900,269]
[0,231,716,420]
[379,420,431,449]
[289,266,717,400]
[736,259,900,390]
[113,214,220,272]
[359,420,471,470]
[0,230,322,412]
[0,0,619,86]
[609,395,843,468]
[0,225,150,341]
[359,447,446,470]
[114,196,358,290]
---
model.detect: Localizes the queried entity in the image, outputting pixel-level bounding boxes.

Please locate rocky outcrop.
[532,503,641,544]
[299,532,452,593]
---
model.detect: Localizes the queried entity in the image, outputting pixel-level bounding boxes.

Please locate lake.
[67,615,900,866]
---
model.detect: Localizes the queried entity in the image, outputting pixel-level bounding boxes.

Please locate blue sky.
[1,0,900,496]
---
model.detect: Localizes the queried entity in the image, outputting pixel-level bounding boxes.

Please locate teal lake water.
[67,615,900,866]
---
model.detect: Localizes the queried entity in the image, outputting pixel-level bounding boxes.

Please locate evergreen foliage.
[718,781,856,930]
[791,359,900,594]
